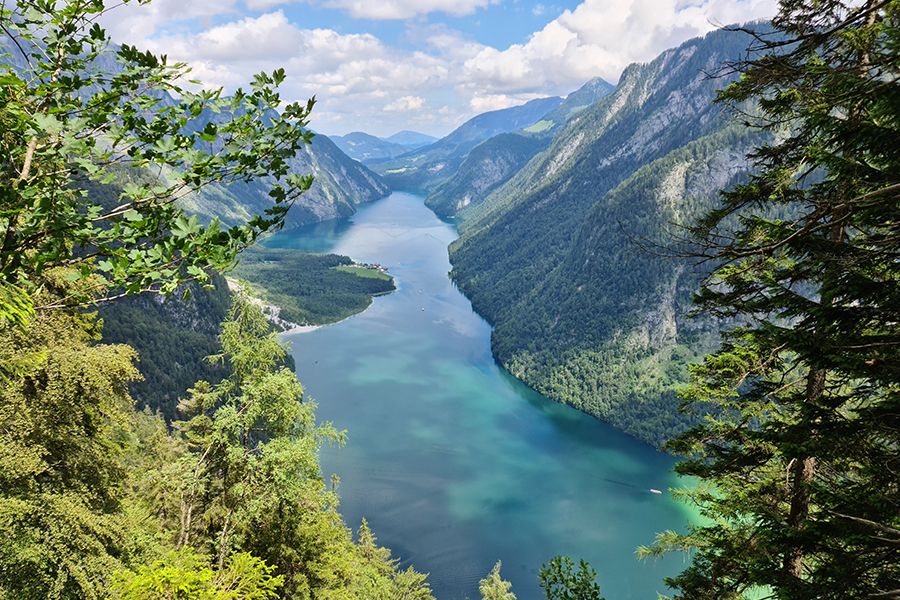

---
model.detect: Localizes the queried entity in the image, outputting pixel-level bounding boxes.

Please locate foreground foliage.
[0,3,434,598]
[0,292,436,599]
[538,556,604,600]
[0,0,313,331]
[646,1,900,598]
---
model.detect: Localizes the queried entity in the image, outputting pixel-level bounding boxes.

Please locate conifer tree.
[645,1,900,597]
[479,561,516,600]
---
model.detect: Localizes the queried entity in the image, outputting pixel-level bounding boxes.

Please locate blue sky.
[102,0,776,138]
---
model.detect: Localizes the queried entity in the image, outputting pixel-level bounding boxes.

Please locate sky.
[100,0,777,138]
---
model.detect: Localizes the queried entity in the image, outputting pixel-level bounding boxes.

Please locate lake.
[270,192,693,599]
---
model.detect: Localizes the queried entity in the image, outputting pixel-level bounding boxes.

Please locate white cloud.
[384,95,426,112]
[244,0,498,19]
[134,11,447,93]
[100,0,239,44]
[98,0,777,136]
[469,93,544,113]
[462,0,777,94]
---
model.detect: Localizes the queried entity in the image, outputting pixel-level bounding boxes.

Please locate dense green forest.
[99,276,233,420]
[232,248,395,326]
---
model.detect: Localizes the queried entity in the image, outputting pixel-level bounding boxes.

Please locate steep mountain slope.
[0,38,388,230]
[183,133,389,228]
[371,96,563,191]
[384,130,437,148]
[425,133,549,218]
[449,28,762,446]
[425,78,614,218]
[100,276,232,420]
[524,77,616,136]
[332,131,411,162]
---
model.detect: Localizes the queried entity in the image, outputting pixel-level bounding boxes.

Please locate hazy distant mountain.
[384,130,438,148]
[370,96,564,191]
[331,132,410,162]
[449,28,763,446]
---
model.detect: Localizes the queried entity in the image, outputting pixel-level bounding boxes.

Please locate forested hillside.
[450,28,761,446]
[99,275,233,420]
[426,133,549,218]
[232,249,395,326]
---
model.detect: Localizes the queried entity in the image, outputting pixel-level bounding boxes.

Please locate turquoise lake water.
[270,192,693,599]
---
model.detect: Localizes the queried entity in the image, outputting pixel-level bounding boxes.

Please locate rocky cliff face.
[448,27,765,446]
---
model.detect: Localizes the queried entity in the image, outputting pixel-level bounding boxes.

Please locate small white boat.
[649,488,663,495]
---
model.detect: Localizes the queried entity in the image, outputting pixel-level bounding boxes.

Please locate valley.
[267,193,694,600]
[97,25,772,592]
[4,2,895,598]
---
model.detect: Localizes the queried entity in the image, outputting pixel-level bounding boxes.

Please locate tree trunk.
[783,361,825,584]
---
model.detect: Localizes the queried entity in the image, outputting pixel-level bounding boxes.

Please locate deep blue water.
[270,193,693,599]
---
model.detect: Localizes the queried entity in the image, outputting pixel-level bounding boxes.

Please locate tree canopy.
[0,0,314,328]
[644,1,900,597]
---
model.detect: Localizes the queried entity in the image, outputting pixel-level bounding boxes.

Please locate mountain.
[0,39,387,230]
[182,132,389,228]
[526,77,616,136]
[424,78,614,218]
[384,130,438,148]
[331,131,411,162]
[425,133,550,218]
[371,96,564,192]
[448,28,763,447]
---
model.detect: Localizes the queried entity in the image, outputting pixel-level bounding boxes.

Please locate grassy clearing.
[335,265,391,281]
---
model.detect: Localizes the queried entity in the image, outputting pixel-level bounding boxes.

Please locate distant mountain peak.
[385,130,438,148]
